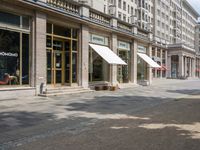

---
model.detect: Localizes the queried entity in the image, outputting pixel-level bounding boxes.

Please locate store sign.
[137,45,147,53]
[118,41,130,51]
[90,34,108,46]
[0,51,18,57]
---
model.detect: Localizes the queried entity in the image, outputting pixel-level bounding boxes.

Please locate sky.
[187,0,200,17]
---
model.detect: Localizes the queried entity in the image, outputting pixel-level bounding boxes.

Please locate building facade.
[0,0,199,98]
[195,23,200,78]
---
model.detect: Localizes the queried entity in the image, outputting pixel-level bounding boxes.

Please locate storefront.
[171,55,179,78]
[137,45,148,81]
[88,33,126,85]
[117,40,131,83]
[46,23,78,86]
[0,11,30,87]
[137,44,160,82]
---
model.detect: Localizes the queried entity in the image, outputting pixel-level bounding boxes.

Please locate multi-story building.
[195,23,200,77]
[0,0,199,98]
[152,0,199,79]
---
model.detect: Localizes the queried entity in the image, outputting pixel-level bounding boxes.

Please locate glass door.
[46,25,79,87]
[54,51,62,84]
[118,50,130,83]
[53,39,64,85]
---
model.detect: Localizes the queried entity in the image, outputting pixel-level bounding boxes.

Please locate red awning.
[153,65,168,71]
[196,69,200,72]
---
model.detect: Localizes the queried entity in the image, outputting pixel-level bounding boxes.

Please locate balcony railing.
[89,10,110,26]
[46,0,79,14]
[117,21,132,32]
[137,31,148,40]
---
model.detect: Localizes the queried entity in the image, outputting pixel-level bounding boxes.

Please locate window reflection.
[0,29,29,86]
[0,29,20,85]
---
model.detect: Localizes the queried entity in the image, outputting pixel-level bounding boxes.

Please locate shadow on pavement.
[0,94,200,149]
[167,89,200,95]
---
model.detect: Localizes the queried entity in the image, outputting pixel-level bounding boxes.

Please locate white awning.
[89,44,127,65]
[137,53,161,68]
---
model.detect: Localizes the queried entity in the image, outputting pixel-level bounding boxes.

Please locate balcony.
[89,10,111,26]
[117,21,132,33]
[137,30,148,40]
[46,0,79,14]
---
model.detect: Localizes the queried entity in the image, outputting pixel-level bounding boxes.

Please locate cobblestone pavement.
[0,79,200,150]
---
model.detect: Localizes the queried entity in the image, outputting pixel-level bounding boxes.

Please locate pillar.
[185,57,188,77]
[160,49,163,79]
[189,58,192,77]
[165,50,168,78]
[147,44,153,84]
[130,40,137,84]
[192,58,195,77]
[80,25,89,88]
[110,34,118,86]
[167,55,171,78]
[178,54,184,77]
[35,12,47,95]
[154,47,158,78]
[79,5,90,88]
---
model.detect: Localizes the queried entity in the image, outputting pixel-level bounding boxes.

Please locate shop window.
[0,11,20,27]
[72,41,77,51]
[47,23,52,34]
[22,16,30,30]
[54,25,71,37]
[22,33,29,84]
[89,48,108,82]
[137,56,147,80]
[72,29,78,39]
[46,36,52,48]
[0,11,30,30]
[0,29,29,86]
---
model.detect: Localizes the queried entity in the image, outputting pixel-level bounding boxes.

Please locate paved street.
[0,79,200,150]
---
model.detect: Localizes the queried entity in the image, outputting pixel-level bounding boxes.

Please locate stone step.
[44,88,90,94]
[46,86,83,92]
[39,87,93,97]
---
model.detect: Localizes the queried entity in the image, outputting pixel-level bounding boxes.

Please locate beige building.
[195,23,200,77]
[0,0,157,98]
[0,0,199,98]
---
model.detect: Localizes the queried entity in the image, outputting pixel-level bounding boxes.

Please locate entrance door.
[53,39,64,85]
[47,38,78,86]
[118,50,129,83]
[54,51,63,84]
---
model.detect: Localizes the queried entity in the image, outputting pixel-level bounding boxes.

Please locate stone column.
[185,56,187,77]
[160,49,163,79]
[147,44,153,84]
[192,58,195,77]
[189,58,192,77]
[35,12,47,95]
[110,17,118,86]
[165,50,168,78]
[80,25,89,88]
[167,55,171,78]
[79,5,90,88]
[110,34,118,86]
[30,14,35,87]
[130,40,137,84]
[154,47,158,78]
[178,54,184,77]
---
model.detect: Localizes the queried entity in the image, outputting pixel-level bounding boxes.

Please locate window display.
[0,29,29,86]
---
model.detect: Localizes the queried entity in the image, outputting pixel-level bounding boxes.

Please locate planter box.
[94,86,101,91]
[102,85,109,90]
[110,86,117,91]
[139,80,150,86]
